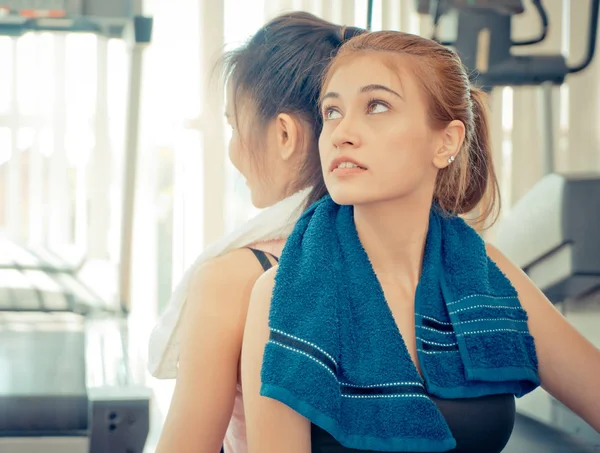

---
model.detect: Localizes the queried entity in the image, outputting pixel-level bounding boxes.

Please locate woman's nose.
[330,115,361,150]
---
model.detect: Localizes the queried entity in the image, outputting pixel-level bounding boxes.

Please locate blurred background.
[0,0,599,452]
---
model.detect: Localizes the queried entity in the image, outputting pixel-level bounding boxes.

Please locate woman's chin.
[329,190,363,206]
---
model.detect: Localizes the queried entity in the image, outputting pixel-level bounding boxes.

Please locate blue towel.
[261,196,539,452]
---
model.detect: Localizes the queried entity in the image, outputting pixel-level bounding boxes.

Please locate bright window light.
[16,33,37,115]
[0,37,12,114]
[0,128,12,166]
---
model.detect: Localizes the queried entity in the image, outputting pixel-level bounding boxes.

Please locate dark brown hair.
[323,31,500,225]
[222,12,365,208]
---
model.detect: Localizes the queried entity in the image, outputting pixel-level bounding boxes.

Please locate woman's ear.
[432,119,465,169]
[274,113,301,161]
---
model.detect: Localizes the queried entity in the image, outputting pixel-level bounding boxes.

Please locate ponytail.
[432,87,499,226]
[461,88,500,226]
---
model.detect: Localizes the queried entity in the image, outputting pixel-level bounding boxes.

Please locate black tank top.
[245,249,514,453]
[310,393,515,452]
[248,248,279,271]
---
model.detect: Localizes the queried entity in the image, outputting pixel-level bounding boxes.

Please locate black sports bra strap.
[248,248,278,272]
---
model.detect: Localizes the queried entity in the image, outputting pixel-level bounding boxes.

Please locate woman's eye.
[367,102,389,114]
[324,108,342,121]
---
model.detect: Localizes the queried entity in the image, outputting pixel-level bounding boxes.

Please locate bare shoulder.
[484,242,537,304]
[485,241,564,329]
[485,242,576,368]
[249,266,278,307]
[253,265,278,290]
[193,247,275,283]
[180,248,277,333]
[189,248,276,301]
[485,242,524,280]
[244,266,279,334]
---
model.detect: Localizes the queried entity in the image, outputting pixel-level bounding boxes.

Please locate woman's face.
[318,53,446,207]
[225,83,290,209]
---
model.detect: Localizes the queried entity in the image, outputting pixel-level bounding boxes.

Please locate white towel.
[147,188,310,379]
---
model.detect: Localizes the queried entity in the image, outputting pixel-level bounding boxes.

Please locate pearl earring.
[447,155,455,164]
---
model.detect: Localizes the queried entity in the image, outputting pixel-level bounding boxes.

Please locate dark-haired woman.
[149,12,365,453]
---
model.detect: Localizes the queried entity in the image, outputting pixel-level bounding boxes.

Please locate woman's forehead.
[324,52,417,98]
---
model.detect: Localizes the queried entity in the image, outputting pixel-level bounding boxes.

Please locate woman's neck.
[353,193,432,286]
